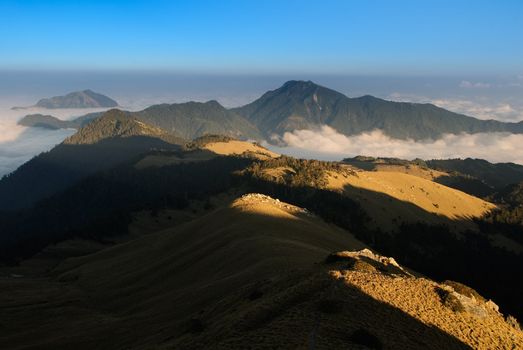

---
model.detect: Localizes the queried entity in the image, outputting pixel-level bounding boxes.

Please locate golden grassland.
[326,169,495,228]
[203,140,279,159]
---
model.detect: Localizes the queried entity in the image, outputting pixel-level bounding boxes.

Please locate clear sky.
[0,0,522,75]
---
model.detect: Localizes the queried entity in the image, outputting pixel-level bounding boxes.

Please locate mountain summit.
[232,80,347,136]
[36,89,118,108]
[12,89,118,109]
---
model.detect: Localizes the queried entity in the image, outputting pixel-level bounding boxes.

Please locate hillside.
[134,100,262,140]
[248,156,495,230]
[326,169,496,228]
[343,156,447,179]
[202,140,279,159]
[135,137,279,169]
[233,80,523,140]
[343,156,507,198]
[1,195,520,349]
[1,147,522,326]
[427,158,523,190]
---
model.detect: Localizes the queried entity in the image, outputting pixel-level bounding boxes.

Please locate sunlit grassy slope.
[203,140,279,159]
[326,169,495,227]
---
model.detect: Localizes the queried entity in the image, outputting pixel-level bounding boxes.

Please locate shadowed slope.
[0,110,183,210]
[2,195,520,349]
[134,100,261,140]
[0,194,365,349]
[427,158,523,190]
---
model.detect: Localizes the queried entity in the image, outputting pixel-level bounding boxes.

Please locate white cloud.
[388,93,523,122]
[276,126,523,165]
[430,99,523,121]
[459,80,491,88]
[0,127,75,177]
[0,104,82,176]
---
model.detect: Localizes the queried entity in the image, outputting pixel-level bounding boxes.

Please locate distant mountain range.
[18,100,261,140]
[10,106,523,210]
[12,89,118,109]
[18,81,523,141]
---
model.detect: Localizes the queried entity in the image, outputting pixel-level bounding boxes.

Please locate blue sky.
[0,0,522,75]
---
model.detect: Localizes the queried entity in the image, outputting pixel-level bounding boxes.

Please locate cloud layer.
[277,126,523,165]
[388,92,523,122]
[430,99,523,121]
[459,80,491,88]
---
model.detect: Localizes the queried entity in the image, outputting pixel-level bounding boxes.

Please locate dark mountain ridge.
[426,158,523,190]
[233,80,523,140]
[133,100,261,140]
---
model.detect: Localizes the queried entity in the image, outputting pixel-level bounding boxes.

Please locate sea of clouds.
[272,126,523,164]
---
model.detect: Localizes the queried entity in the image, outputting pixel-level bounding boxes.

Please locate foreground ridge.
[0,194,522,349]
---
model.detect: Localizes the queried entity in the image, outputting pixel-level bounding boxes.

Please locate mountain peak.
[271,80,346,100]
[278,80,332,95]
[204,99,224,108]
[33,90,118,109]
[281,79,316,88]
[233,80,348,136]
